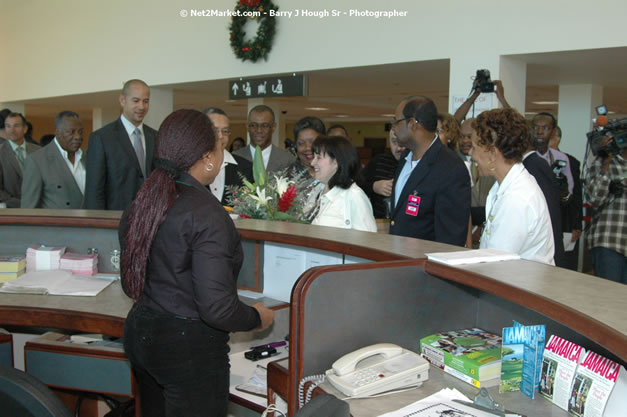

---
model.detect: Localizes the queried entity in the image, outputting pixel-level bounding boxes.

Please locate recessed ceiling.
[20,47,627,122]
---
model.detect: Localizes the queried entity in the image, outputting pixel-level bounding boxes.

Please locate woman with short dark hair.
[470,108,555,264]
[309,135,376,232]
[120,109,274,416]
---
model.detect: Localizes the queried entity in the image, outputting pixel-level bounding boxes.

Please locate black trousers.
[124,304,230,417]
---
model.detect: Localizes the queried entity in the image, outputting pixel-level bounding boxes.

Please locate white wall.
[1,0,626,101]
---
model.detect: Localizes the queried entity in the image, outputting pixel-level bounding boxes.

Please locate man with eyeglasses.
[203,107,253,206]
[233,105,294,175]
[388,96,470,246]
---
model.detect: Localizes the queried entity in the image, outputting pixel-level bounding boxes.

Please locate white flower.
[249,187,272,208]
[274,175,293,196]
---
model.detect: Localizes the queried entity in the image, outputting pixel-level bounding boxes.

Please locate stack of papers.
[0,270,114,296]
[60,252,98,275]
[379,388,520,417]
[26,245,66,272]
[426,249,520,266]
[0,255,26,282]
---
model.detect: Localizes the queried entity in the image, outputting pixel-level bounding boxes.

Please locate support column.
[143,87,173,131]
[557,84,603,163]
[92,107,120,130]
[247,99,284,148]
[449,54,526,117]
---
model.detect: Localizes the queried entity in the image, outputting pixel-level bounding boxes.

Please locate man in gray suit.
[0,112,40,207]
[85,79,156,210]
[233,105,294,175]
[21,111,86,209]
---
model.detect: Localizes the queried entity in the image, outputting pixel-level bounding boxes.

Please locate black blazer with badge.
[85,118,156,210]
[389,139,471,246]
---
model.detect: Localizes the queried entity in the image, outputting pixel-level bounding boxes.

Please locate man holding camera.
[585,135,626,283]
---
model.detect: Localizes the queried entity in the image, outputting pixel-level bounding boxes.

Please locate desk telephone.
[326,343,429,397]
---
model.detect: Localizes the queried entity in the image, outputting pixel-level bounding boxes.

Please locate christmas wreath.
[229,0,279,63]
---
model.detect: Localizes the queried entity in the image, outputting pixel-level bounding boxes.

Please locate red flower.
[278,185,297,212]
[240,213,251,219]
[242,47,251,52]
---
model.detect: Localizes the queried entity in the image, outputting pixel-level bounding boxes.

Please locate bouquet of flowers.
[227,146,319,222]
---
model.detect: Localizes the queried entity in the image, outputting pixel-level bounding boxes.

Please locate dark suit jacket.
[563,153,583,233]
[85,118,156,210]
[21,142,86,209]
[389,140,471,246]
[211,153,253,206]
[0,141,40,207]
[523,152,566,267]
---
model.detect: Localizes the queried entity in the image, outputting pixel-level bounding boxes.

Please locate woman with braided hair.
[119,109,274,416]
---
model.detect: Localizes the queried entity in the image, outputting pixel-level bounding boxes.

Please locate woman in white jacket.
[310,135,377,232]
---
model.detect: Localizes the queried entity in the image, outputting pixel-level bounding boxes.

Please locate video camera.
[551,160,570,203]
[586,104,627,157]
[472,69,495,93]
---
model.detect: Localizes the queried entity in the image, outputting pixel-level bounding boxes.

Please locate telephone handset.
[326,343,429,397]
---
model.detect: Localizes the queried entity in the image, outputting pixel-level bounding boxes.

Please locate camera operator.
[585,135,626,284]
[454,78,511,123]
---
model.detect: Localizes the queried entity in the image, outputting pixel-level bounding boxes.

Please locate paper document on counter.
[377,388,518,417]
[0,270,114,296]
[426,249,520,266]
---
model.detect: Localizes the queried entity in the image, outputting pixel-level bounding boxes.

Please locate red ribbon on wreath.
[242,47,251,52]
[239,0,261,6]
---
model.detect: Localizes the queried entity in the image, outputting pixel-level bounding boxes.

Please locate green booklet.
[420,328,502,388]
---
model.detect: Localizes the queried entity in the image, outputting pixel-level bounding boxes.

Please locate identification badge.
[405,195,421,216]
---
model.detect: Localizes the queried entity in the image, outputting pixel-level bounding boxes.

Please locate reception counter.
[1,209,626,416]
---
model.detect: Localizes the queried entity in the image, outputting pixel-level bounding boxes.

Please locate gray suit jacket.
[85,118,156,210]
[0,141,40,207]
[21,142,86,209]
[233,144,295,175]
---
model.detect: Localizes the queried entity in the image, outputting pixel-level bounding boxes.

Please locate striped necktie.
[15,146,25,168]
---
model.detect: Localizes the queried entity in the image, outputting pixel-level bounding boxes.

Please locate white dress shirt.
[249,144,272,168]
[480,163,555,265]
[210,150,237,202]
[120,114,146,150]
[312,182,377,232]
[54,138,86,194]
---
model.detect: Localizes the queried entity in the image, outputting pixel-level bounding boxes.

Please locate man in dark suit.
[22,111,86,209]
[203,107,253,205]
[389,96,471,246]
[0,112,40,207]
[85,79,156,210]
[233,105,294,175]
[550,126,583,271]
[522,148,566,267]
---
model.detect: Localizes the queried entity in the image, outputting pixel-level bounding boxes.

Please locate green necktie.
[16,146,25,167]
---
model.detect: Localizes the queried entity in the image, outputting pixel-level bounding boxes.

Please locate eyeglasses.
[213,127,232,136]
[390,117,411,128]
[248,122,273,131]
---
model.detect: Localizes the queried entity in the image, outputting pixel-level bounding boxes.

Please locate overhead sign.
[229,74,307,100]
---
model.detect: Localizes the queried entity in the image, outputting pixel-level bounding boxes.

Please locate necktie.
[15,146,25,168]
[132,128,146,176]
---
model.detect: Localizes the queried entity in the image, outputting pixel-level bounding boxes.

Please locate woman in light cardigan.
[309,135,377,232]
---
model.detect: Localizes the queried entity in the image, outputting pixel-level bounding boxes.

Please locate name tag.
[405,195,421,216]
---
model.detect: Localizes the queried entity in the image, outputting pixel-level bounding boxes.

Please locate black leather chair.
[0,365,71,417]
